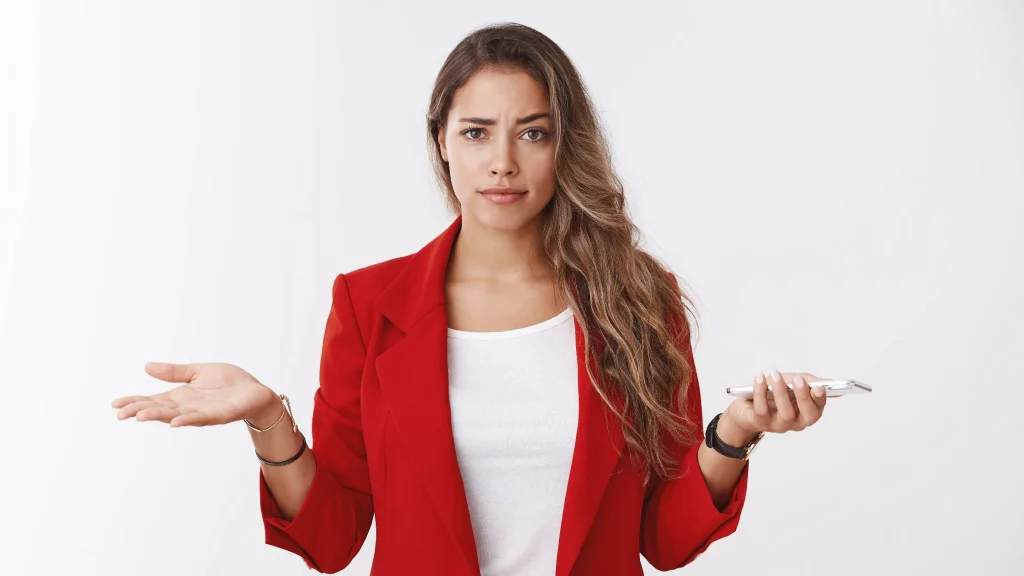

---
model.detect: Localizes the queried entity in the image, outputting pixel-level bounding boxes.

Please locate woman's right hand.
[112,362,282,428]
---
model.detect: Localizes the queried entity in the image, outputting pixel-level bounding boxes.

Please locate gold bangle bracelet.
[244,394,297,433]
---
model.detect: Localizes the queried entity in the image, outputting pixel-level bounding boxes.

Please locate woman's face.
[438,67,557,232]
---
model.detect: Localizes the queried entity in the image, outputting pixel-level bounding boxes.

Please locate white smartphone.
[726,379,872,400]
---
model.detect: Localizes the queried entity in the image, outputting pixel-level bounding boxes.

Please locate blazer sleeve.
[258,273,374,573]
[639,309,749,570]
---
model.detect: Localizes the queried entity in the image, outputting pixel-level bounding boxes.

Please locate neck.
[448,212,553,283]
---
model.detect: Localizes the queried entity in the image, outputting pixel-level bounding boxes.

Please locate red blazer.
[258,215,748,575]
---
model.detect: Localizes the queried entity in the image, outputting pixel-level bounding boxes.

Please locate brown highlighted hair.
[426,22,698,484]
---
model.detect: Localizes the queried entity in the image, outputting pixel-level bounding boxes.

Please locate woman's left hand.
[717,370,828,442]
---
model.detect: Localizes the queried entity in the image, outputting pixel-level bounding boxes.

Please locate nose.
[488,139,518,177]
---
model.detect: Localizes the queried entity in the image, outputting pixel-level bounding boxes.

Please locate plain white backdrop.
[2,1,1022,574]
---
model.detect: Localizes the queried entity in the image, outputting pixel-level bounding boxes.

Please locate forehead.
[450,67,549,115]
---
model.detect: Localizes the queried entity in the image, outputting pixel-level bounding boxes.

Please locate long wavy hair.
[425,22,699,484]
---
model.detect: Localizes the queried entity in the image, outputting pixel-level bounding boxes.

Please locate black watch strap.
[705,413,764,460]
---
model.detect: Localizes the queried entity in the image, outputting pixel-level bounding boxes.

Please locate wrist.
[714,413,761,447]
[248,394,285,429]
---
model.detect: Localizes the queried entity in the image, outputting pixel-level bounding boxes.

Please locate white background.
[2,1,1022,574]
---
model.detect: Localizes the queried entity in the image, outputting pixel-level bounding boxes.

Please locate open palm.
[112,362,279,427]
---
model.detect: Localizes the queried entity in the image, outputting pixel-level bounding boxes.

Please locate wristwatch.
[705,413,765,460]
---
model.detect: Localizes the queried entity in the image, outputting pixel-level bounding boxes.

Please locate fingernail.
[794,375,805,388]
[771,370,782,383]
[755,373,765,384]
[813,386,824,397]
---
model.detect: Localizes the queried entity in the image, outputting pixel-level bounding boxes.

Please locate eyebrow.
[457,112,550,125]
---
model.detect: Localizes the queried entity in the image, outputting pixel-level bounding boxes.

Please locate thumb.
[145,362,199,384]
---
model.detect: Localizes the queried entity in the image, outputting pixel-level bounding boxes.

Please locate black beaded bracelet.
[256,433,307,467]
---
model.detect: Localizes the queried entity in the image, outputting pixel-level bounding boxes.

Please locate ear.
[437,131,448,162]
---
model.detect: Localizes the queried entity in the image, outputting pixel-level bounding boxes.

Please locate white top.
[447,308,579,576]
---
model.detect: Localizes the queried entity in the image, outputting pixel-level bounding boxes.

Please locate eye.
[522,128,548,142]
[461,128,485,140]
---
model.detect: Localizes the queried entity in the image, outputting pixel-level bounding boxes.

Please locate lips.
[479,187,528,205]
[479,187,526,195]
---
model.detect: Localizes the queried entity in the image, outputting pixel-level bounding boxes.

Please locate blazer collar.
[372,214,627,576]
[374,214,462,333]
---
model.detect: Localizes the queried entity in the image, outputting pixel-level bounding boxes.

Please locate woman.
[112,22,828,576]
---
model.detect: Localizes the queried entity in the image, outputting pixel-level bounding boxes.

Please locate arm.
[256,273,374,573]
[639,332,750,571]
[696,412,759,509]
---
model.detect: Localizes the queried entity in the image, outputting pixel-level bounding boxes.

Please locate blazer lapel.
[556,319,628,576]
[373,214,627,576]
[373,215,481,575]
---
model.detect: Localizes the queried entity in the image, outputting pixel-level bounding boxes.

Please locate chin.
[475,213,534,232]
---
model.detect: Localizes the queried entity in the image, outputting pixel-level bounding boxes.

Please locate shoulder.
[331,254,414,309]
[321,254,415,349]
[339,252,411,295]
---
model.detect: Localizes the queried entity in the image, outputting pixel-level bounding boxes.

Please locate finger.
[170,408,212,428]
[117,400,162,420]
[115,391,175,416]
[136,406,181,424]
[811,380,828,410]
[752,373,770,421]
[145,362,199,384]
[787,372,827,409]
[791,375,820,429]
[112,395,152,409]
[769,370,797,428]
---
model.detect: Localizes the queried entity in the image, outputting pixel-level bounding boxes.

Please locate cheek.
[446,144,485,198]
[528,151,557,200]
[447,158,476,203]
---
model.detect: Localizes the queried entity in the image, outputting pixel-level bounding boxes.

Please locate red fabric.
[258,215,748,575]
